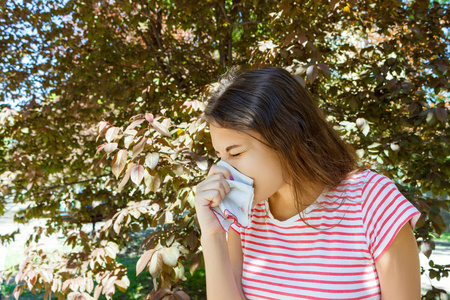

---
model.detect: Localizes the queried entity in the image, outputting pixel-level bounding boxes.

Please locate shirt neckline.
[264,187,329,226]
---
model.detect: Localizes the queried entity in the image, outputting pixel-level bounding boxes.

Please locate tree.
[0,0,448,299]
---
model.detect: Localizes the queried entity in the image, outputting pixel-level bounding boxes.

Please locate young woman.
[194,67,421,300]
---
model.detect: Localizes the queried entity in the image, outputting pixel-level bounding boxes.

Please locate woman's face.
[209,123,287,204]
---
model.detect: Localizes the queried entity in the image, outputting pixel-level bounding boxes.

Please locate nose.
[219,159,241,176]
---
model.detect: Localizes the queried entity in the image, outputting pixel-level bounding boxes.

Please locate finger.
[196,173,222,192]
[199,179,228,200]
[196,189,222,208]
[202,172,229,188]
[207,173,232,193]
[209,189,223,208]
[222,177,231,194]
[208,164,232,180]
[207,172,226,183]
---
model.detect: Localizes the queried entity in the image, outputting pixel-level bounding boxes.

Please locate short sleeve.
[361,171,421,261]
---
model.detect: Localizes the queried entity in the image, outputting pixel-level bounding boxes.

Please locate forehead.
[209,124,255,150]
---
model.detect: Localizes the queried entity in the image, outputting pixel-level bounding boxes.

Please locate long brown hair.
[204,66,365,213]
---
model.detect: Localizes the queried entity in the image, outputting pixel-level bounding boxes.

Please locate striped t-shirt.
[230,169,420,300]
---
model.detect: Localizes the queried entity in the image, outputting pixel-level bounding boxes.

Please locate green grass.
[436,233,450,242]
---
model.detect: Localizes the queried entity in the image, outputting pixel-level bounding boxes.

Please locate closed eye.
[230,153,241,157]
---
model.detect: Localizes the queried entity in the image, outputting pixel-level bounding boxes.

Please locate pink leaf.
[97,121,109,142]
[160,246,179,267]
[62,279,71,293]
[112,150,128,179]
[103,143,118,154]
[152,120,171,137]
[195,156,208,171]
[435,107,448,123]
[174,290,190,300]
[124,135,134,149]
[317,63,331,79]
[149,251,163,278]
[136,249,157,276]
[13,285,22,300]
[131,164,145,185]
[94,284,102,299]
[105,127,120,143]
[95,143,107,155]
[145,113,154,124]
[132,137,148,159]
[118,165,134,191]
[98,121,108,134]
[86,277,94,294]
[306,65,318,83]
[125,119,145,132]
[152,289,172,300]
[145,152,159,170]
[297,30,308,45]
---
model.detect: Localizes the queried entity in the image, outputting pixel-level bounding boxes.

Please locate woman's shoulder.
[326,168,391,200]
[341,168,394,186]
[336,168,372,188]
[330,168,404,204]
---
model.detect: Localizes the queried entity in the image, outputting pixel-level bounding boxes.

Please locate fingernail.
[230,175,234,181]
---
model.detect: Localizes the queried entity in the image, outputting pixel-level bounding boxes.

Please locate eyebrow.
[216,145,241,154]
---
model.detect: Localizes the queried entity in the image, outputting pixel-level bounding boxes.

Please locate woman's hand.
[194,164,231,237]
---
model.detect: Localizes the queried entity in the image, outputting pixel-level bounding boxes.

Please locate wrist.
[201,230,226,243]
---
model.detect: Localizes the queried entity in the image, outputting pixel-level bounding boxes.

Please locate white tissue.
[211,161,254,232]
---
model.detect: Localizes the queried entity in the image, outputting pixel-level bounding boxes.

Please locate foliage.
[0,238,206,299]
[0,0,449,299]
[437,233,450,242]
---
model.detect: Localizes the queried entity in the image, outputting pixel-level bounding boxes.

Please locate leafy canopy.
[0,0,448,299]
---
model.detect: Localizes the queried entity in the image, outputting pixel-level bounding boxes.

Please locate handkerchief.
[211,160,254,232]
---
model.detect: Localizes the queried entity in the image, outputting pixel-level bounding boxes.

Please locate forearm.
[201,233,245,300]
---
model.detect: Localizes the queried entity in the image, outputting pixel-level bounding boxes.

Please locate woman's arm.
[194,164,246,300]
[228,229,246,299]
[375,223,421,300]
[201,231,246,300]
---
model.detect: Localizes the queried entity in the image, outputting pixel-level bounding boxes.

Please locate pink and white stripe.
[231,169,420,300]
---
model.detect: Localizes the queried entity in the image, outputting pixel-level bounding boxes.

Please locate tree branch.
[137,1,183,87]
[230,20,268,27]
[7,174,111,199]
[44,174,111,192]
[124,9,169,78]
[218,2,230,24]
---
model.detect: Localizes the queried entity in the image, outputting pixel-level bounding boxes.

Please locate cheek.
[246,156,285,203]
[252,167,285,202]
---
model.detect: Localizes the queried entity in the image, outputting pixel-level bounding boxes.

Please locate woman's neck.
[268,181,326,221]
